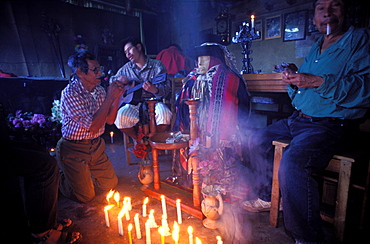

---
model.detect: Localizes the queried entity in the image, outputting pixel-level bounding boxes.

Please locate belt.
[64,137,100,144]
[298,112,341,121]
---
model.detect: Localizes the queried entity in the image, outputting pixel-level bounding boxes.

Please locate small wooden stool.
[270,139,370,243]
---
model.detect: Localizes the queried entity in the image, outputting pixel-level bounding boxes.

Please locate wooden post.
[185,99,201,207]
[146,99,157,137]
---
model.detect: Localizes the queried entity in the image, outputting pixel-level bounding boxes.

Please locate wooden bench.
[270,139,370,243]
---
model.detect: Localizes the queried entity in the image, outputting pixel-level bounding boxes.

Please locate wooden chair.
[270,139,370,243]
[122,77,183,165]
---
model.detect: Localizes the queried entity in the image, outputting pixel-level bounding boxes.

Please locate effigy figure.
[174,43,251,241]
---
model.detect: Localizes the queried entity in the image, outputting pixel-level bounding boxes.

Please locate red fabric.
[156,46,191,75]
[207,66,239,141]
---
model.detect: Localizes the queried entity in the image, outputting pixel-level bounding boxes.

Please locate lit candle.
[106,189,115,204]
[188,226,193,244]
[176,199,182,224]
[134,213,142,239]
[251,15,255,29]
[124,197,132,211]
[143,197,149,217]
[110,131,114,143]
[148,209,158,228]
[125,206,131,221]
[326,23,331,36]
[128,223,133,244]
[118,208,125,236]
[114,191,120,207]
[160,195,167,219]
[195,237,202,244]
[49,148,56,156]
[158,226,165,244]
[145,220,151,244]
[161,215,170,236]
[216,236,223,244]
[172,221,179,244]
[104,204,114,227]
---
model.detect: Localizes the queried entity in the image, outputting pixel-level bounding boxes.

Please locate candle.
[216,236,223,244]
[106,189,115,204]
[158,226,165,244]
[145,220,151,244]
[118,208,125,236]
[128,223,133,244]
[110,131,114,143]
[148,209,158,228]
[134,213,142,239]
[176,199,182,224]
[251,15,255,28]
[104,204,114,227]
[143,197,149,217]
[195,237,202,244]
[172,221,179,244]
[114,191,120,207]
[49,148,56,156]
[326,23,331,36]
[161,215,171,236]
[188,226,194,244]
[124,197,132,211]
[160,195,167,219]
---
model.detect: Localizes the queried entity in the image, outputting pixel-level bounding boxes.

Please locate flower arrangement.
[7,101,62,148]
[195,143,244,201]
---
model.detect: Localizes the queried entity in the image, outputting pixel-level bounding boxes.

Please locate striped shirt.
[111,57,171,101]
[60,79,106,140]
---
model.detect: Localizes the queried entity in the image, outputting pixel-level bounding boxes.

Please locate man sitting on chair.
[111,36,172,143]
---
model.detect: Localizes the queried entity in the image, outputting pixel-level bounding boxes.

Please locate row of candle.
[104,190,223,243]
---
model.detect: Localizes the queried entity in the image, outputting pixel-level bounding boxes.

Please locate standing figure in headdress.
[174,43,250,202]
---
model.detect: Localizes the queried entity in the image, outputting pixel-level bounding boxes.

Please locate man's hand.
[143,81,159,94]
[282,69,324,88]
[107,80,125,101]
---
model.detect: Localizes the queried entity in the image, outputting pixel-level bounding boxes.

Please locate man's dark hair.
[68,51,96,75]
[121,36,146,55]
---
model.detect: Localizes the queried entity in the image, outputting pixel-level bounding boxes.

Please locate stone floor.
[56,128,369,244]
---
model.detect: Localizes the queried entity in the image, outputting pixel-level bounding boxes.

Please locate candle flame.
[251,15,255,19]
[188,226,193,235]
[128,223,133,232]
[135,213,139,218]
[50,148,55,152]
[160,195,165,200]
[114,192,120,203]
[216,236,222,241]
[158,226,165,236]
[106,189,115,203]
[173,221,179,232]
[104,204,115,211]
[176,199,181,203]
[195,237,202,244]
[110,131,114,136]
[150,209,154,214]
[172,230,179,242]
[143,197,149,205]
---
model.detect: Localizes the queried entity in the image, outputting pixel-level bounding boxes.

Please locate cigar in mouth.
[326,23,331,36]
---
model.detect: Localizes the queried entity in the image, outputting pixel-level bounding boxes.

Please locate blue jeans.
[248,111,357,242]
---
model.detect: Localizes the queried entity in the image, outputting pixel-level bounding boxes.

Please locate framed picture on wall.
[253,19,263,41]
[283,10,307,41]
[307,10,318,34]
[265,15,281,39]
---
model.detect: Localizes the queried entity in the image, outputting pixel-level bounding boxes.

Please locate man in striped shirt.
[56,51,124,203]
[111,36,172,142]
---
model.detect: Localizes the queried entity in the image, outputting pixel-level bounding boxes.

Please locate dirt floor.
[56,128,369,244]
